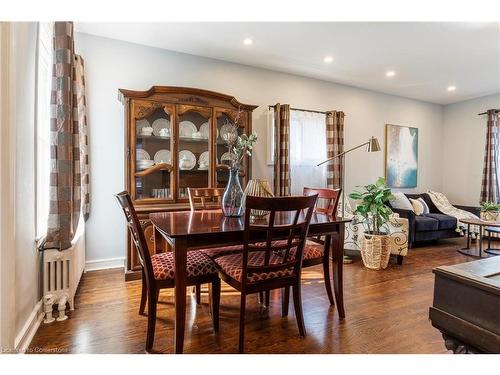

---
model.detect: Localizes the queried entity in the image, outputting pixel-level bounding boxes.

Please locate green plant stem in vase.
[348,177,395,270]
[349,177,394,235]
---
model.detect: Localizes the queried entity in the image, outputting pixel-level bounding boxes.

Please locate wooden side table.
[459,218,500,258]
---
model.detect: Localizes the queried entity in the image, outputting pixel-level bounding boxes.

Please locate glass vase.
[222,167,244,217]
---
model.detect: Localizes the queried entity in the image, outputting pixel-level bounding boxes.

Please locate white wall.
[441,93,500,205]
[75,32,445,264]
[0,22,40,350]
[13,22,39,345]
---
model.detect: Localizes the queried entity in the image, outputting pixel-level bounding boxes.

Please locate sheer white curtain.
[289,110,327,195]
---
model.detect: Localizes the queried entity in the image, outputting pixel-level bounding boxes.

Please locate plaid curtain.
[480,110,500,203]
[326,111,345,189]
[45,22,90,250]
[273,104,290,196]
[74,55,90,220]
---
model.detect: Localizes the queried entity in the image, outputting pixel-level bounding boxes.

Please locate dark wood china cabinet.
[119,86,257,280]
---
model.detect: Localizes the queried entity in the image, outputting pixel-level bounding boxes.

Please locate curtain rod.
[267,105,345,116]
[478,109,500,116]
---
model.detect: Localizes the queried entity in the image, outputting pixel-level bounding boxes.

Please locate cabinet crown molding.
[118,86,258,111]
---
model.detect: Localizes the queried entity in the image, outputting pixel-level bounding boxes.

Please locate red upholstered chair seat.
[253,240,324,261]
[214,251,294,283]
[201,245,243,259]
[151,251,218,280]
[302,242,324,260]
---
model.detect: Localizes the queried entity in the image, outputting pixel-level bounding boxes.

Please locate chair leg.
[195,284,201,305]
[258,291,264,304]
[145,285,158,353]
[264,290,270,307]
[238,293,247,353]
[139,269,147,315]
[292,283,306,337]
[209,278,221,333]
[281,287,290,317]
[322,257,335,306]
[397,255,404,265]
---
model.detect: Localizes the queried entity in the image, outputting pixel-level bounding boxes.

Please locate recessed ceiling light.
[243,38,253,46]
[385,70,396,77]
[447,85,456,92]
[323,56,334,63]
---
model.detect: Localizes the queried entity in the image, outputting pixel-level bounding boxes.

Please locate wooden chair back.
[242,195,318,287]
[115,191,154,282]
[303,187,341,216]
[188,187,224,211]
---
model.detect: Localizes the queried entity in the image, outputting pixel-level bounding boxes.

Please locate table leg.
[154,226,163,254]
[478,226,483,256]
[173,237,187,354]
[458,224,493,258]
[332,224,345,320]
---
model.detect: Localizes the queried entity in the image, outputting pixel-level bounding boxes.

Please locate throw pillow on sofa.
[417,197,430,214]
[390,192,414,211]
[409,198,424,215]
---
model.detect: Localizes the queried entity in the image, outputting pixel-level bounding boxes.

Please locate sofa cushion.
[418,198,430,214]
[424,213,457,230]
[409,198,424,215]
[414,216,439,231]
[390,192,414,211]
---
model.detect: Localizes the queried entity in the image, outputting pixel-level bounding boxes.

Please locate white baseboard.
[85,257,125,272]
[14,299,43,353]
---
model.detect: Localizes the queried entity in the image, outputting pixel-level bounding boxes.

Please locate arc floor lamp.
[317,136,381,217]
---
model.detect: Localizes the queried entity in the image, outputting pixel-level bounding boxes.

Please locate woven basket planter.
[360,232,391,270]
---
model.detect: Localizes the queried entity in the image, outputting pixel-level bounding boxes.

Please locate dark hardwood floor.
[29,238,489,354]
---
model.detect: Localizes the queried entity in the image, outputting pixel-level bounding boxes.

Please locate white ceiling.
[76,22,500,104]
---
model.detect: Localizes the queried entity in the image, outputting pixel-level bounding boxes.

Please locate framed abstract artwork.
[385,124,418,188]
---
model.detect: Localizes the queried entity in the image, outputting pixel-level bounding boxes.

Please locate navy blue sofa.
[388,193,480,248]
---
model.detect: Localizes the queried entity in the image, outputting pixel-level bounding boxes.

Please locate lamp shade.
[367,136,381,152]
[243,179,274,217]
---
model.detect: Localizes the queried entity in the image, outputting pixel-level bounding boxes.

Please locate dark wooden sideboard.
[429,257,500,353]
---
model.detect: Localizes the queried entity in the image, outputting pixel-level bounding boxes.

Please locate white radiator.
[42,233,85,323]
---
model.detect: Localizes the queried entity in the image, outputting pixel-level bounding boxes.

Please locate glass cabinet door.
[176,105,211,200]
[215,110,247,188]
[133,104,173,201]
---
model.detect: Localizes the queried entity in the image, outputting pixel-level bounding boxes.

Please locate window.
[289,110,327,195]
[35,22,53,239]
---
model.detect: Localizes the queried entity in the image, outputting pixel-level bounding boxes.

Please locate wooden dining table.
[150,209,351,353]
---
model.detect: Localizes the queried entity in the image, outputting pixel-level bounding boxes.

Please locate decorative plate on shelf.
[153,149,171,164]
[136,149,151,161]
[199,122,219,139]
[152,118,171,137]
[198,151,209,169]
[220,123,238,143]
[178,150,196,170]
[179,121,197,138]
[136,119,151,135]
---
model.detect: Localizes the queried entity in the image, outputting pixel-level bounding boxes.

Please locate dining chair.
[281,187,341,316]
[188,187,243,261]
[281,187,342,316]
[115,191,221,353]
[213,194,318,352]
[187,187,224,211]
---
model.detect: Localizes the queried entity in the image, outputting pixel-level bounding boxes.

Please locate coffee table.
[458,218,500,258]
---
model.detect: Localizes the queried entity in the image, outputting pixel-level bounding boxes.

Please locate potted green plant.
[480,201,500,221]
[349,177,395,270]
